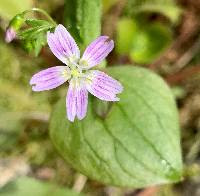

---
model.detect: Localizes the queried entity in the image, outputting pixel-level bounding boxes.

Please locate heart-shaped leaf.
[50,66,183,188]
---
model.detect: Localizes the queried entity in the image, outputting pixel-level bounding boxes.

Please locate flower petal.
[47,24,80,64]
[85,70,123,101]
[80,36,114,69]
[66,79,88,122]
[30,66,70,91]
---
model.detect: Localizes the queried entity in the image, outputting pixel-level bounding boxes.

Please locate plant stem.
[23,8,57,25]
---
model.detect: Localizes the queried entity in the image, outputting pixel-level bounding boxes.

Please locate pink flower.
[30,24,123,122]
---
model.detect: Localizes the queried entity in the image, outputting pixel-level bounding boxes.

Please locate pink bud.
[5,27,16,43]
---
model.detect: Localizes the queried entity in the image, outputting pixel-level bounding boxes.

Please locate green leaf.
[116,18,138,54]
[125,0,182,23]
[0,177,83,196]
[130,22,173,64]
[25,19,51,27]
[64,0,102,50]
[50,66,183,188]
[33,32,48,56]
[116,19,172,63]
[0,0,32,19]
[19,26,51,40]
[137,4,182,24]
[19,24,53,56]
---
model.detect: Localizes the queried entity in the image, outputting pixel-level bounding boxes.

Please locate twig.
[186,131,200,163]
[136,187,159,196]
[165,64,200,85]
[173,34,200,72]
[72,173,87,193]
[105,186,122,196]
[0,158,30,188]
[149,9,200,71]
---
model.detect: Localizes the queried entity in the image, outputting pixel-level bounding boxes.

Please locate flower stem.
[22,8,57,25]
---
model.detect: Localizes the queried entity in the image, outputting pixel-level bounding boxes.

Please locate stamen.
[61,69,71,79]
[79,59,89,67]
[71,69,80,77]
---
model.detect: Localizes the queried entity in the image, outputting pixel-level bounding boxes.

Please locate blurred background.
[0,0,200,195]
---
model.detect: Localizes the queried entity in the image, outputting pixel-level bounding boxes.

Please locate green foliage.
[125,0,182,23]
[116,18,138,54]
[50,66,183,188]
[64,0,102,50]
[0,41,50,153]
[116,18,173,64]
[19,19,54,56]
[0,112,25,152]
[0,0,32,19]
[0,40,50,134]
[130,22,172,64]
[0,177,83,196]
[25,19,51,27]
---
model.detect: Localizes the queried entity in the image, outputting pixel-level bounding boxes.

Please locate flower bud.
[5,14,24,43]
[5,27,16,43]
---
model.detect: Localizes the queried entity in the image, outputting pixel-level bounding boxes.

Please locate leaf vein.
[117,103,179,176]
[126,84,178,148]
[100,119,164,178]
[79,122,115,182]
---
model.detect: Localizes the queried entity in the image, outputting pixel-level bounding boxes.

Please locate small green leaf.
[19,25,51,40]
[0,177,83,196]
[64,0,102,50]
[125,0,182,23]
[21,32,47,56]
[50,66,183,188]
[33,32,47,56]
[19,24,53,56]
[136,4,182,24]
[25,19,51,27]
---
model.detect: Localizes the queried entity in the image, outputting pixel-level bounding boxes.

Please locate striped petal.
[47,24,80,65]
[30,66,70,91]
[66,79,88,122]
[80,36,114,69]
[85,70,123,101]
